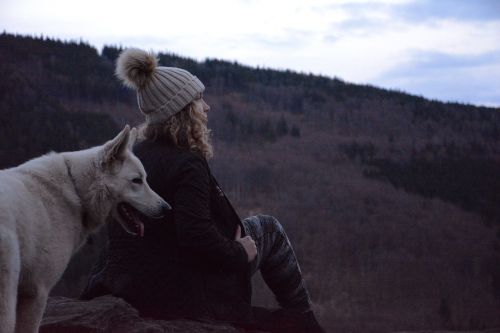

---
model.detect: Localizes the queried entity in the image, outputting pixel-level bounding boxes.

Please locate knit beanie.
[115,48,205,125]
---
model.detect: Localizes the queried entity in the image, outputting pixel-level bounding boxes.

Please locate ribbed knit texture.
[138,67,205,124]
[115,48,205,125]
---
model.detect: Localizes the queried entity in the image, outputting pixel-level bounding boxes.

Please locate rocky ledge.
[41,296,500,333]
[395,331,500,333]
[41,296,267,333]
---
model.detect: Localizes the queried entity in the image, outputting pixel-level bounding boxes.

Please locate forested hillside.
[1,32,499,333]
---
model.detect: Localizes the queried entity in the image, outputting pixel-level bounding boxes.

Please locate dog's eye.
[132,178,143,184]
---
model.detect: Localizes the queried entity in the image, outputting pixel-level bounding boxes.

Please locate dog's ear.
[101,125,130,169]
[127,127,138,151]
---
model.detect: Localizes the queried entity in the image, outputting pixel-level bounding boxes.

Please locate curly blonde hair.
[139,103,213,159]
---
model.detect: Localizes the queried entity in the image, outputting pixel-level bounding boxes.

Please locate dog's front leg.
[0,230,21,333]
[15,287,48,333]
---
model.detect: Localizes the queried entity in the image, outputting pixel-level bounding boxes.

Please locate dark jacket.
[81,138,253,323]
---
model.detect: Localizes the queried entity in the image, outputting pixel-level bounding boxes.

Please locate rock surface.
[41,296,267,333]
[41,296,500,333]
[395,331,500,333]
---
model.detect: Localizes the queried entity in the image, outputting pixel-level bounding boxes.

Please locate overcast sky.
[1,0,499,107]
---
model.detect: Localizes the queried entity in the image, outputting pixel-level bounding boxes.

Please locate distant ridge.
[2,31,497,109]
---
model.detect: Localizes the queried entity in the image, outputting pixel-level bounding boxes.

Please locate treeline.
[0,33,119,168]
[366,157,500,227]
[2,32,498,150]
[1,33,313,167]
[0,108,118,168]
[218,109,301,142]
[339,139,500,226]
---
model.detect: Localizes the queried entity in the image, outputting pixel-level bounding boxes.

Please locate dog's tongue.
[131,213,145,237]
[139,221,144,237]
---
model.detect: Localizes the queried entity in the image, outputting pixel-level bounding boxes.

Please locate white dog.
[0,125,170,333]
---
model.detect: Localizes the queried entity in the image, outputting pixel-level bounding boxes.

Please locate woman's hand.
[235,225,257,263]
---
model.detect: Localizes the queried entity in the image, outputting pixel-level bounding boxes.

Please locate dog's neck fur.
[9,149,110,250]
[63,157,93,232]
[61,148,113,236]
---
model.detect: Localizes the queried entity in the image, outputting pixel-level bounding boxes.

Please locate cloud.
[374,50,500,106]
[395,0,500,22]
[321,0,500,42]
[394,51,500,71]
[318,2,396,39]
[244,29,315,50]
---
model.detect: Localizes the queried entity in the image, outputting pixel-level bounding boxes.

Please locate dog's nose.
[151,202,171,219]
[162,202,172,213]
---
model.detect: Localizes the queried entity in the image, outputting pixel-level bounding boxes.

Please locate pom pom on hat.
[115,48,158,90]
[115,47,205,124]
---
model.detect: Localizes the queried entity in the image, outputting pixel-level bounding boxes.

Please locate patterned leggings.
[241,215,312,312]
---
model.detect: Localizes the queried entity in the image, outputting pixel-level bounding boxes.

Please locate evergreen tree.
[225,109,238,127]
[259,118,276,141]
[101,46,123,62]
[243,118,255,136]
[290,124,301,138]
[276,114,288,136]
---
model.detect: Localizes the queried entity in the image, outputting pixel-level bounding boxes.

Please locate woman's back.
[84,138,253,322]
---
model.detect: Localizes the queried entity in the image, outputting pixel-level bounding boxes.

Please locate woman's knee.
[257,214,285,235]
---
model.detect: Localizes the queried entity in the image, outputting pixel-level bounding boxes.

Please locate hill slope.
[1,32,499,333]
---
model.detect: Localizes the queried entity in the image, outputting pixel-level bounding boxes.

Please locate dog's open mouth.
[117,203,145,237]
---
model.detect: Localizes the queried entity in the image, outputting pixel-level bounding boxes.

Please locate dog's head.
[98,125,171,236]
